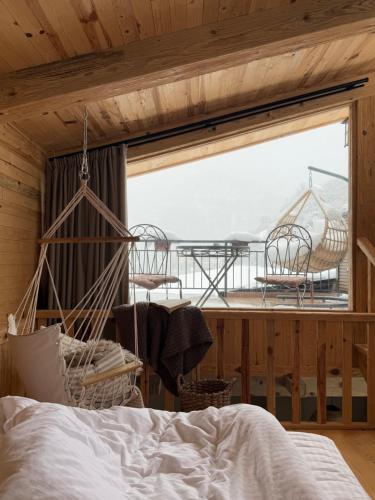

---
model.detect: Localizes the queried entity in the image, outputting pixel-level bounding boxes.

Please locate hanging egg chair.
[277,188,348,273]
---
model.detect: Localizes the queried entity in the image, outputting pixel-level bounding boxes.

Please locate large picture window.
[128,112,350,310]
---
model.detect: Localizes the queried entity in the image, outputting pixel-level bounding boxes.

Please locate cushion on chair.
[255,275,307,287]
[8,324,69,404]
[130,274,180,290]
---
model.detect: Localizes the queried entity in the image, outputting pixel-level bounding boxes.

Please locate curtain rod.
[51,77,368,160]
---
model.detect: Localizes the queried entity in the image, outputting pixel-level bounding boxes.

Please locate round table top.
[176,243,250,257]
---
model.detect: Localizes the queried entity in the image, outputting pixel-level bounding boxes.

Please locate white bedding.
[0,397,368,500]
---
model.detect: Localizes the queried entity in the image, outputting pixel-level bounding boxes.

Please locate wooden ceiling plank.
[202,0,220,24]
[307,35,364,87]
[169,0,188,31]
[323,33,375,85]
[69,0,115,51]
[266,49,309,97]
[151,0,173,35]
[185,76,206,116]
[238,57,276,104]
[186,0,204,28]
[114,93,147,133]
[20,0,71,60]
[110,0,140,44]
[218,0,252,20]
[90,0,125,48]
[36,0,93,56]
[0,2,45,70]
[1,0,62,64]
[0,54,13,75]
[130,0,156,39]
[88,99,127,136]
[1,0,374,123]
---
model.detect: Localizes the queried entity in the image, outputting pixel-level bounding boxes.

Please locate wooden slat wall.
[0,124,44,396]
[353,96,375,314]
[200,311,374,429]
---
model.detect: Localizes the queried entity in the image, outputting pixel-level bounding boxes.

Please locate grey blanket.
[113,302,212,395]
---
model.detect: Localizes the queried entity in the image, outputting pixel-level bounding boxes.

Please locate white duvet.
[0,397,368,500]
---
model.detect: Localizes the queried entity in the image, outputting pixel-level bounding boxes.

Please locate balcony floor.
[137,289,348,310]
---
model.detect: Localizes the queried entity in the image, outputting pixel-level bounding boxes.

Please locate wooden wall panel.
[0,124,45,339]
[0,124,44,396]
[0,340,23,398]
[353,96,375,316]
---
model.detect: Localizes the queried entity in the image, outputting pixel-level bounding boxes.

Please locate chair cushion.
[255,275,307,287]
[130,274,180,290]
[8,324,69,404]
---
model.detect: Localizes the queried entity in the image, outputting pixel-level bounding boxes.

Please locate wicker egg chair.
[277,189,348,273]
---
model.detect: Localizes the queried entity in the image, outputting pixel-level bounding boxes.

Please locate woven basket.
[178,376,235,411]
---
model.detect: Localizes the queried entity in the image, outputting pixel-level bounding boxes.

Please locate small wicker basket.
[178,376,235,411]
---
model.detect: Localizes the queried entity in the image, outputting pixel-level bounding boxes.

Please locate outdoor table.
[176,244,250,307]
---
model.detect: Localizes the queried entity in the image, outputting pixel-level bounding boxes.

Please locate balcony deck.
[137,288,348,310]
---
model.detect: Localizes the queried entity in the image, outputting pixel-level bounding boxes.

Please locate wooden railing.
[33,308,375,430]
[202,310,375,429]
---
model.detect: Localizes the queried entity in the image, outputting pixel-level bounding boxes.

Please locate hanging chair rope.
[9,108,142,410]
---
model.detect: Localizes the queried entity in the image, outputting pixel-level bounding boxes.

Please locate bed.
[0,396,369,500]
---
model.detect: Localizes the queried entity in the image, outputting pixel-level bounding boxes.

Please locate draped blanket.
[113,303,213,395]
[1,397,367,500]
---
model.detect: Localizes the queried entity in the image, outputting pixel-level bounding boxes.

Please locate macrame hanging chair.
[277,174,348,273]
[7,110,143,410]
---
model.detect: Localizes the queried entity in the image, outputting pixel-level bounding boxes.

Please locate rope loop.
[79,107,90,182]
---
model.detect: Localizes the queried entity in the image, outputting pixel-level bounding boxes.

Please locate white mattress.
[289,432,368,499]
[0,397,369,500]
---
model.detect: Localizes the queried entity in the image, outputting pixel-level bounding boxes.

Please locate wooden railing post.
[342,322,353,424]
[241,319,250,404]
[367,321,375,427]
[266,319,276,415]
[316,321,327,424]
[292,320,301,424]
[368,259,375,313]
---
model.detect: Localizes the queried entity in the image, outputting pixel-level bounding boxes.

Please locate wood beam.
[1,0,375,123]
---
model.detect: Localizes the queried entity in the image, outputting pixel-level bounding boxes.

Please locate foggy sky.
[128,123,348,240]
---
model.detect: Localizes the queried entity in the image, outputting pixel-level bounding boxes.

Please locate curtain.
[42,144,128,309]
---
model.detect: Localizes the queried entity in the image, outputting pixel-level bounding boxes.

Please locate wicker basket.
[178,376,235,411]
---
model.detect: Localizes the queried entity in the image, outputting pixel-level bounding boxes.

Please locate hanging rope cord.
[10,108,140,407]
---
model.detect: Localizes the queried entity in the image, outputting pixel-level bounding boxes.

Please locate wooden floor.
[307,430,375,498]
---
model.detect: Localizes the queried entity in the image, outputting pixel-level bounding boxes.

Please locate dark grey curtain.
[42,144,128,309]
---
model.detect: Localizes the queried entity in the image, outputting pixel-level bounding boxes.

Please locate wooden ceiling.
[0,0,374,158]
[0,0,282,75]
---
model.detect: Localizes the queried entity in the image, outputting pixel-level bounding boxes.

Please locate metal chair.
[129,224,182,300]
[255,224,312,307]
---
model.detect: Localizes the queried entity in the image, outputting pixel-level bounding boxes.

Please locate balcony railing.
[134,239,342,296]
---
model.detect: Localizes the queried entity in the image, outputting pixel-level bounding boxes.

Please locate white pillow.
[8,324,69,405]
